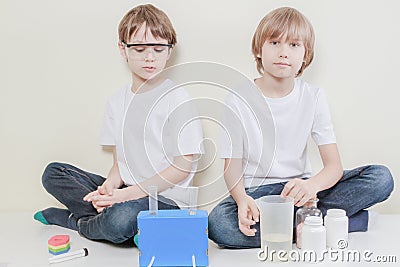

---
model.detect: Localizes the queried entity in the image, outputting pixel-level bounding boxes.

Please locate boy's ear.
[118,41,128,61]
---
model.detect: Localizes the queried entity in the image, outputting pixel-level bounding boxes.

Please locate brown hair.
[252,7,314,76]
[118,4,177,45]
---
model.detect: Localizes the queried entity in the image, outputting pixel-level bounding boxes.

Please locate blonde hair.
[118,4,177,45]
[251,7,315,76]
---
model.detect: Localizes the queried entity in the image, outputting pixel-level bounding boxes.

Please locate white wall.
[1,0,399,213]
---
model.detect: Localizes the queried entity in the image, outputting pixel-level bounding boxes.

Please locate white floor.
[0,212,399,267]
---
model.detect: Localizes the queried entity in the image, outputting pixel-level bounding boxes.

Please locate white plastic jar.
[302,216,326,256]
[324,209,348,249]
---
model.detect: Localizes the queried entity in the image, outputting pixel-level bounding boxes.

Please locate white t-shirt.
[101,79,204,207]
[220,78,336,188]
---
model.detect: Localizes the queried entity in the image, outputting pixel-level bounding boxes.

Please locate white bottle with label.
[324,209,349,249]
[302,216,326,256]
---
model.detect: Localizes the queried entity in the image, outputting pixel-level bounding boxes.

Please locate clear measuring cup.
[257,195,294,262]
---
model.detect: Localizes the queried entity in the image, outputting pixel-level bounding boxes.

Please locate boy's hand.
[280,178,318,207]
[83,190,107,213]
[236,195,260,236]
[85,188,130,210]
[97,180,115,196]
[83,181,117,213]
[83,181,114,201]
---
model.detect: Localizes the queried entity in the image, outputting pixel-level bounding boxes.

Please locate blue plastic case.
[137,209,208,266]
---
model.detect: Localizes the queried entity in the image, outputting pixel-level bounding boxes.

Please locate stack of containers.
[48,235,70,255]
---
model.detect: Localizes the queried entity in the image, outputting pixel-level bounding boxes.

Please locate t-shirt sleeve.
[311,89,336,146]
[220,94,244,158]
[168,88,204,156]
[101,101,115,146]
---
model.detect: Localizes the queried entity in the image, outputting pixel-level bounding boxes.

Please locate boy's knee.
[366,165,394,201]
[208,204,222,221]
[208,205,231,245]
[208,205,225,230]
[208,207,220,241]
[41,162,64,189]
[375,165,394,198]
[208,208,250,248]
[102,205,137,243]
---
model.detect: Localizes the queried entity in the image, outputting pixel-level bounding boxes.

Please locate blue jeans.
[42,162,179,243]
[208,165,394,248]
